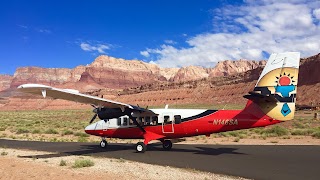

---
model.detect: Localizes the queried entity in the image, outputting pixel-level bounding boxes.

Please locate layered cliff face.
[84,56,166,89]
[2,55,266,92]
[0,75,13,91]
[209,59,266,77]
[170,66,209,82]
[10,66,86,88]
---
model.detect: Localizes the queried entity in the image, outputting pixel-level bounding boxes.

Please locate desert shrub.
[62,130,73,135]
[59,159,67,166]
[72,159,94,168]
[74,132,89,137]
[31,129,41,134]
[262,126,289,137]
[291,129,308,135]
[312,131,320,139]
[16,128,30,134]
[45,129,58,134]
[293,122,305,129]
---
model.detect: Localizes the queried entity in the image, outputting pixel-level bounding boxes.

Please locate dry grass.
[0,109,319,143]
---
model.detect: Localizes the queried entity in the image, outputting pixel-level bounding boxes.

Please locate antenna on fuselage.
[222,104,227,110]
[165,104,169,109]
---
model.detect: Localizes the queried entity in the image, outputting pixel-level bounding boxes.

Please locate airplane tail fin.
[243,52,300,121]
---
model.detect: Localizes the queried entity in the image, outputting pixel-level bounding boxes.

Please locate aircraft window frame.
[164,115,170,124]
[123,117,128,126]
[174,115,181,124]
[117,118,121,126]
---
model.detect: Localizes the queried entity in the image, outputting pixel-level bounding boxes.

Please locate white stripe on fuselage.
[85,109,208,130]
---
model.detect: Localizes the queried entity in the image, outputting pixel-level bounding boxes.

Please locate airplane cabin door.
[162,113,174,133]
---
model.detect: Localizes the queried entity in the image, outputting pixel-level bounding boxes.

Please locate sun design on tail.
[275,72,295,86]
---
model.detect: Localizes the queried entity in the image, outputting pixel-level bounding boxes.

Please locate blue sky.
[1,0,319,75]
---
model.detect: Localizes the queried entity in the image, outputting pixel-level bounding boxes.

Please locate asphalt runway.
[1,139,319,180]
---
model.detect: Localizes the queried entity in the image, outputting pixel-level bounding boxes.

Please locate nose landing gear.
[100,137,108,148]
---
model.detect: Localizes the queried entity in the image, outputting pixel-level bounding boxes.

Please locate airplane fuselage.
[85,107,282,140]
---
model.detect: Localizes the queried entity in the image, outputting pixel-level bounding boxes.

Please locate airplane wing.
[17,84,153,113]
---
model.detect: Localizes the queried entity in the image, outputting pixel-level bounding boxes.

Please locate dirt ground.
[0,136,319,180]
[0,147,244,180]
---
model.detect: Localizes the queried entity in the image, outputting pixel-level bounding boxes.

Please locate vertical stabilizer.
[244,52,300,121]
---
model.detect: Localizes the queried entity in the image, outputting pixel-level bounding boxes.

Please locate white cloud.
[140,50,150,57]
[164,40,177,44]
[314,8,320,19]
[17,24,28,29]
[142,0,320,67]
[80,42,110,54]
[36,28,51,34]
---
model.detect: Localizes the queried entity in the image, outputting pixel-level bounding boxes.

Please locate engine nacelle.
[97,108,129,119]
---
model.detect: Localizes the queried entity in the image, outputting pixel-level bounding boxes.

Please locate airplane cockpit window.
[123,117,128,126]
[174,115,181,124]
[117,118,121,126]
[129,118,134,125]
[138,117,144,126]
[151,116,158,125]
[145,116,151,125]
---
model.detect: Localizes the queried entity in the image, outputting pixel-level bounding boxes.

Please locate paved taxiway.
[1,139,319,180]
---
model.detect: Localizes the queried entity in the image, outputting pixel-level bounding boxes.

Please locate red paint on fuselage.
[85,104,283,142]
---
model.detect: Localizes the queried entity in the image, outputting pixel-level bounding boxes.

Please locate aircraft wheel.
[100,140,108,148]
[136,142,146,153]
[162,140,172,150]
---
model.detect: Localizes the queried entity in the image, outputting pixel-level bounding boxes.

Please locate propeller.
[89,104,100,124]
[89,113,98,124]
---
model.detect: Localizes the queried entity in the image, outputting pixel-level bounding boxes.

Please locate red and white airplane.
[18,52,300,153]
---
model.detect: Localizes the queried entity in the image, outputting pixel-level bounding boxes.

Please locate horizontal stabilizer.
[243,91,278,103]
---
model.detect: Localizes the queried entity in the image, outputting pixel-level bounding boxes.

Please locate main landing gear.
[100,138,108,148]
[162,140,172,151]
[135,140,173,153]
[136,142,146,153]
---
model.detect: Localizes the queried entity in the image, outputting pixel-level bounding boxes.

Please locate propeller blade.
[89,113,98,124]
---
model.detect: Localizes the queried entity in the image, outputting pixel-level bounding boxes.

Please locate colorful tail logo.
[245,52,300,121]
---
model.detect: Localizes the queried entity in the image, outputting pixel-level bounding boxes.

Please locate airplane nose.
[85,123,96,134]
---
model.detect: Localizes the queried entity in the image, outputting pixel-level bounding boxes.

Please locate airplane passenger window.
[164,115,170,123]
[174,115,181,124]
[123,117,128,126]
[117,118,121,126]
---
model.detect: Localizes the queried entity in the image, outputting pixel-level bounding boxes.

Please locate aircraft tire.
[162,140,172,150]
[100,140,108,148]
[136,142,146,153]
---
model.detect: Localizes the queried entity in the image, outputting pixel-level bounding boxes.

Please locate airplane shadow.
[17,143,247,159]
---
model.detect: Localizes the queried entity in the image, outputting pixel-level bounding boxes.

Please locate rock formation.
[1,55,266,92]
[0,75,13,91]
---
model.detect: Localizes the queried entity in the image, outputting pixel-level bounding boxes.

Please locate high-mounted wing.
[18,84,134,110]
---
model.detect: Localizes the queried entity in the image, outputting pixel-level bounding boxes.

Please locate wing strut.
[129,115,146,133]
